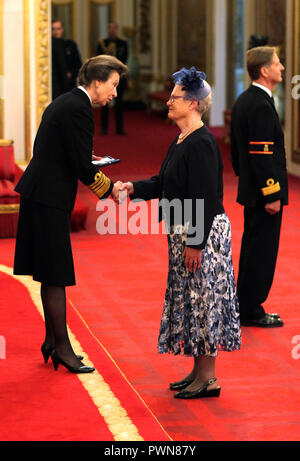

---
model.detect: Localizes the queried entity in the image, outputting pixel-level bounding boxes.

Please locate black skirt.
[13,197,75,286]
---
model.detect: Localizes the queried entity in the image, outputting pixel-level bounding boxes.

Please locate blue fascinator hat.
[172,67,211,100]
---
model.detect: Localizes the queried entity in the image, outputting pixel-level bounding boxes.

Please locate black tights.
[41,284,81,367]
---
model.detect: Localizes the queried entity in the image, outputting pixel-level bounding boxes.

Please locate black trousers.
[101,80,125,133]
[237,204,283,321]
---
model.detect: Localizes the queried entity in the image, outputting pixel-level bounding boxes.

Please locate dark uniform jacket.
[97,37,128,64]
[64,39,82,90]
[230,85,288,207]
[15,88,113,211]
[52,37,69,99]
[131,127,225,249]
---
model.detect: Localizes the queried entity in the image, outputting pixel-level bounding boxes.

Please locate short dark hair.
[246,46,276,81]
[77,55,128,87]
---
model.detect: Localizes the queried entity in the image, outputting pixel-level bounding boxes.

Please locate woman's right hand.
[120,182,134,196]
[184,246,202,272]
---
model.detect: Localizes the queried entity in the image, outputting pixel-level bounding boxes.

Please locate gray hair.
[195,92,212,116]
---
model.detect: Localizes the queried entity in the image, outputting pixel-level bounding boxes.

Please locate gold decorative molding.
[0,139,13,146]
[35,0,51,128]
[0,204,20,214]
[0,0,3,76]
[24,0,31,161]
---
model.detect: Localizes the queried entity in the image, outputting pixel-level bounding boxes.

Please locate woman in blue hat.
[122,68,241,398]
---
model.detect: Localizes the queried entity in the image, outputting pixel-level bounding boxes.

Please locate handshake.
[111,181,134,204]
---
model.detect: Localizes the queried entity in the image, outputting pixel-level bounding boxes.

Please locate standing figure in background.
[52,19,82,95]
[230,46,288,328]
[97,22,128,135]
[64,38,82,90]
[51,24,69,99]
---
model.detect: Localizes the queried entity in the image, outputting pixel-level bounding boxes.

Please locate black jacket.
[64,39,82,90]
[97,37,128,64]
[52,37,69,99]
[230,85,288,207]
[15,88,113,211]
[131,126,225,249]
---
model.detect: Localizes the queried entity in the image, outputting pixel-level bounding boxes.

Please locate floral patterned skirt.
[158,213,241,357]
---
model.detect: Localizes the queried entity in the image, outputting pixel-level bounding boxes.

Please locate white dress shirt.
[78,86,92,105]
[252,82,273,98]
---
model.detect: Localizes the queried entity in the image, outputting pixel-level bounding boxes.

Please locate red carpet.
[1,109,300,441]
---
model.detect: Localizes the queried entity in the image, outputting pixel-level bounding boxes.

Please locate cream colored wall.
[71,0,135,61]
[3,0,25,161]
[285,0,300,177]
[210,0,227,126]
[1,0,298,169]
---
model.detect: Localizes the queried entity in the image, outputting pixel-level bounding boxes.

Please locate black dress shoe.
[50,350,94,373]
[266,312,281,319]
[41,343,83,363]
[169,379,193,391]
[241,314,283,328]
[174,378,221,399]
[116,130,126,135]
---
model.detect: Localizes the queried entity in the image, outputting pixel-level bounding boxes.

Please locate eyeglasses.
[168,95,185,104]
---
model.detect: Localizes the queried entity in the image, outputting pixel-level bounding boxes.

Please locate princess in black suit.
[14,55,127,373]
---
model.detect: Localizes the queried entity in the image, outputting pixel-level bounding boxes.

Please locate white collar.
[252,82,273,98]
[78,86,92,105]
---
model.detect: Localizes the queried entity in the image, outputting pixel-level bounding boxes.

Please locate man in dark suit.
[97,22,128,135]
[14,55,127,372]
[52,19,82,96]
[51,35,69,99]
[230,46,288,327]
[64,38,82,90]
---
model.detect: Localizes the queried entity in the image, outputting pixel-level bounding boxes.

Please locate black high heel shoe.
[41,343,83,363]
[174,378,221,399]
[50,350,95,373]
[169,379,194,391]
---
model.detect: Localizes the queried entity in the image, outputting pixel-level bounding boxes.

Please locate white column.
[75,0,89,60]
[210,0,227,126]
[116,0,134,28]
[160,0,167,78]
[170,0,178,73]
[3,0,25,160]
[150,0,160,90]
[285,0,297,175]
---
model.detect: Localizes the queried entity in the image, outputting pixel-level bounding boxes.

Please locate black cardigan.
[132,126,224,249]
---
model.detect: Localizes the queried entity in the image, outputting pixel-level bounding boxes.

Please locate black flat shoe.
[174,378,221,399]
[241,314,283,328]
[169,379,194,391]
[41,343,83,363]
[50,350,94,373]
